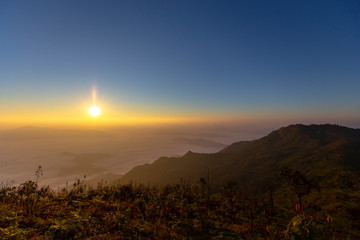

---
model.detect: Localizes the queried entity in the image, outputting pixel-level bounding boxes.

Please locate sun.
[89,105,101,117]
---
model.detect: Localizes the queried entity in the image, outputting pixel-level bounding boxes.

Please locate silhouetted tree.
[279,167,316,209]
[267,184,274,216]
[35,165,43,184]
[244,193,259,232]
[199,177,207,196]
[222,180,237,220]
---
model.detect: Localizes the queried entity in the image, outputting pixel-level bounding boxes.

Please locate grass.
[1,175,359,240]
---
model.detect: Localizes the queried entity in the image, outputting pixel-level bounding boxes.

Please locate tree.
[222,180,237,218]
[35,165,43,184]
[279,167,317,210]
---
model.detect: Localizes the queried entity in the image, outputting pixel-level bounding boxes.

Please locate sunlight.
[89,105,101,117]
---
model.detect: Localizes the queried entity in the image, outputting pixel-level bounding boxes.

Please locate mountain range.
[119,124,360,192]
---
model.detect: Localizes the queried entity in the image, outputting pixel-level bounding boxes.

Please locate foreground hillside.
[1,177,359,239]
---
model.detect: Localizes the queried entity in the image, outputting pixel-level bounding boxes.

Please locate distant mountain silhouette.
[0,126,112,140]
[119,124,360,192]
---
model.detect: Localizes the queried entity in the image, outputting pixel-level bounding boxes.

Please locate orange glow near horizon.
[1,111,359,131]
[0,115,209,130]
[2,85,358,130]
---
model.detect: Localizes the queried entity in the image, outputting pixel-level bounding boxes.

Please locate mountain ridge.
[119,124,360,192]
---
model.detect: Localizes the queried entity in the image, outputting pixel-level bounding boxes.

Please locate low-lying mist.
[0,123,275,189]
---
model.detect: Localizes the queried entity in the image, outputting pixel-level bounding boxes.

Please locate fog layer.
[0,124,271,188]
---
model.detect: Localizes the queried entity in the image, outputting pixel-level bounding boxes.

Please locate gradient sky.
[1,0,360,127]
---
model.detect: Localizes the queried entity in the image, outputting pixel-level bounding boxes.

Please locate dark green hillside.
[218,141,251,153]
[120,124,360,191]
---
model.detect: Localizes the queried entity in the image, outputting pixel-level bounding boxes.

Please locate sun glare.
[89,105,101,117]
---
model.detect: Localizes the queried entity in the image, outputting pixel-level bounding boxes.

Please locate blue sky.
[1,0,360,126]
